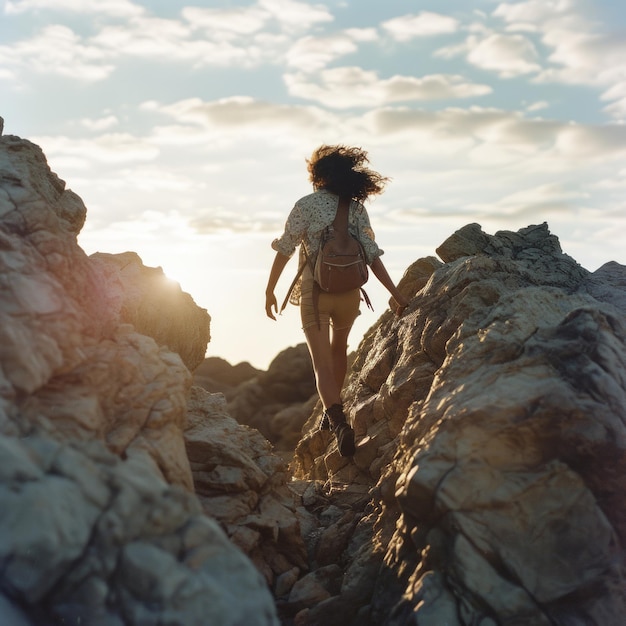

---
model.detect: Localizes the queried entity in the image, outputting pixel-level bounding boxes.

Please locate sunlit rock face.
[0,133,278,625]
[293,223,626,625]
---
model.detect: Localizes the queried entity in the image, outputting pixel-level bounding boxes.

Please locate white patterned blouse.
[272,188,383,305]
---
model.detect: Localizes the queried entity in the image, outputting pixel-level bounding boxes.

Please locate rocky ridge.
[1,126,625,625]
[291,222,626,625]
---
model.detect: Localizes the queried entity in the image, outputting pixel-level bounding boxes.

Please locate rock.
[193,356,261,394]
[293,223,626,625]
[90,251,211,371]
[435,222,490,261]
[0,434,279,625]
[217,343,318,452]
[185,386,309,589]
[0,134,279,625]
[395,255,442,299]
[287,564,343,609]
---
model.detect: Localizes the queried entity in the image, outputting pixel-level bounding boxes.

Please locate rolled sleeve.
[271,203,306,258]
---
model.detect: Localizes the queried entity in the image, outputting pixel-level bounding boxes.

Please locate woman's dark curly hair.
[307,144,388,201]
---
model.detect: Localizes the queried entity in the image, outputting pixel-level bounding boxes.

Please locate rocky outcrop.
[0,133,279,625]
[293,223,626,625]
[185,386,308,587]
[196,343,318,455]
[193,356,261,394]
[0,133,203,490]
[0,433,276,626]
[90,251,211,372]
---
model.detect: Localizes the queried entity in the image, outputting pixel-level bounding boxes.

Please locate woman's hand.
[265,291,278,320]
[389,295,409,316]
[265,252,290,321]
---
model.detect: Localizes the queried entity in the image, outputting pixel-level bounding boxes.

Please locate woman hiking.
[265,145,408,457]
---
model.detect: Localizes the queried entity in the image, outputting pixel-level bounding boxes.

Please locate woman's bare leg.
[304,324,342,409]
[330,325,352,395]
[305,322,356,457]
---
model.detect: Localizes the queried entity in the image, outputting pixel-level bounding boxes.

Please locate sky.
[1,0,625,370]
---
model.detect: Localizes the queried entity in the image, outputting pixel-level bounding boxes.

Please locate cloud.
[477,181,590,215]
[382,11,459,41]
[1,0,333,81]
[526,101,549,112]
[365,106,626,164]
[0,24,115,82]
[493,0,583,28]
[493,0,626,120]
[151,96,330,134]
[257,0,333,32]
[286,33,360,72]
[182,6,269,40]
[467,33,541,77]
[183,0,332,39]
[188,208,278,235]
[4,0,145,17]
[32,133,160,164]
[285,67,492,108]
[78,115,119,132]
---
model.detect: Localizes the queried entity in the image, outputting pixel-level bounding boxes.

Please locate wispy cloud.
[0,24,115,82]
[437,33,542,78]
[285,67,492,108]
[286,32,362,72]
[468,33,541,77]
[5,0,145,17]
[78,114,119,132]
[382,11,459,41]
[493,0,626,120]
[148,97,331,136]
[32,133,160,164]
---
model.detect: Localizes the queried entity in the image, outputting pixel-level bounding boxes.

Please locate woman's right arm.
[265,252,291,320]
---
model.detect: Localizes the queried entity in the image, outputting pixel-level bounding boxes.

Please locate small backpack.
[280,196,372,322]
[314,196,368,293]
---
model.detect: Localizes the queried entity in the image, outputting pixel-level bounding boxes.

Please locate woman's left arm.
[370,256,409,315]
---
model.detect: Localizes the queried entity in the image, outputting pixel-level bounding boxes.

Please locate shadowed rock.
[293,222,626,625]
[0,134,279,625]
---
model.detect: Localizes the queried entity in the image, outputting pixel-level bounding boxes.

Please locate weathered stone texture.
[0,135,278,625]
[293,222,626,625]
[0,434,277,626]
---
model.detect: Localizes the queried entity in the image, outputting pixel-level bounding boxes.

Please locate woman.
[265,145,408,457]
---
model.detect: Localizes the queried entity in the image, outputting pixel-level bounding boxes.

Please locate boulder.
[185,386,308,591]
[0,434,278,626]
[210,343,318,453]
[0,134,279,625]
[293,223,626,625]
[90,251,211,372]
[193,356,261,394]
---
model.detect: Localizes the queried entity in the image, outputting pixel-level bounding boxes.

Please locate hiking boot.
[324,404,355,457]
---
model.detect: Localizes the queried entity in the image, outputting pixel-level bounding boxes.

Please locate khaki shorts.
[300,277,361,331]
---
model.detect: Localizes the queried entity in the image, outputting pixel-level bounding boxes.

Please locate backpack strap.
[280,246,312,314]
[332,196,351,232]
[335,197,373,312]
